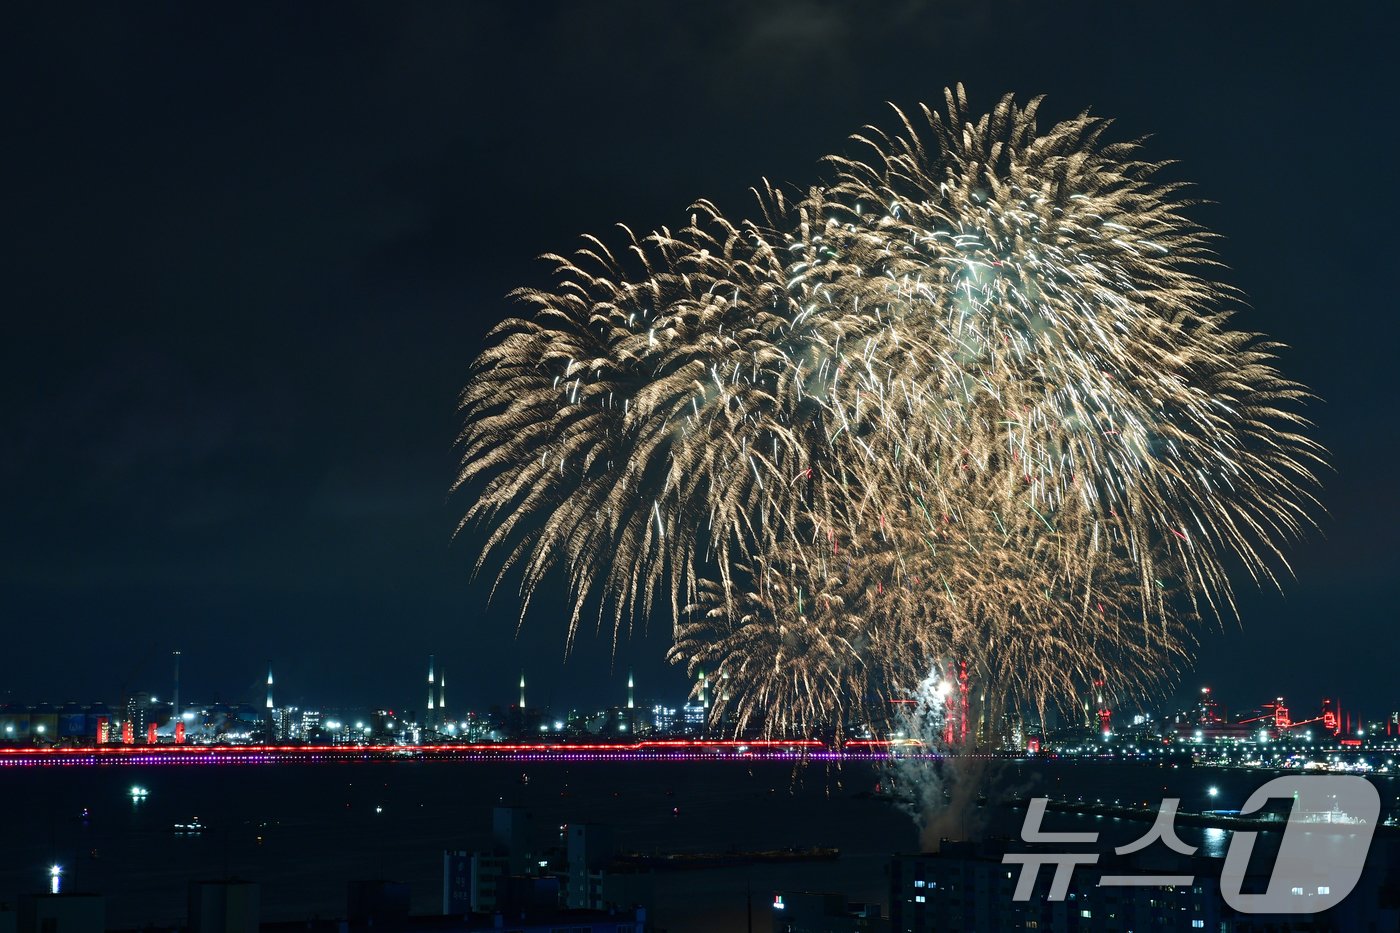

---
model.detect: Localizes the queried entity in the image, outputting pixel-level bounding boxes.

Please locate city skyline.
[3,647,1395,737]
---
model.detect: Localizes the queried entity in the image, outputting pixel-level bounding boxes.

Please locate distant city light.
[1208,786,1219,798]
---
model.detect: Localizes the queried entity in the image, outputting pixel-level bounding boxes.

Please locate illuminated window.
[1318,885,1330,894]
[914,880,925,888]
[1080,909,1091,918]
[1291,886,1305,896]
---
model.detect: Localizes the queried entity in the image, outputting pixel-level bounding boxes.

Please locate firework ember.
[456,86,1321,740]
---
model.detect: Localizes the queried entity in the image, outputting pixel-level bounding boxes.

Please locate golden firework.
[457,86,1322,739]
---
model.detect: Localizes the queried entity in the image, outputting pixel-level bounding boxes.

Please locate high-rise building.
[271,706,299,742]
[172,649,182,734]
[125,692,152,743]
[566,823,613,910]
[493,806,534,874]
[264,663,274,711]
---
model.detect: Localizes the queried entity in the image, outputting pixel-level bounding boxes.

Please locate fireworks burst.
[456,86,1321,739]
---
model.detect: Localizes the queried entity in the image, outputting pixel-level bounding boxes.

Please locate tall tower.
[427,654,436,728]
[627,668,635,710]
[1093,678,1112,736]
[519,671,526,709]
[438,667,447,725]
[265,663,274,710]
[698,668,708,709]
[958,660,970,745]
[172,650,182,730]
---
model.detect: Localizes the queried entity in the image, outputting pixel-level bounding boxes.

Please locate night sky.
[3,4,1396,718]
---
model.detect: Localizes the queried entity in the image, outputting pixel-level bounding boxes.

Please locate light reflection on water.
[1202,825,1229,858]
[0,760,1390,930]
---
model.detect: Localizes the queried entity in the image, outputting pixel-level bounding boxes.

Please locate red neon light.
[0,738,832,757]
[958,661,969,745]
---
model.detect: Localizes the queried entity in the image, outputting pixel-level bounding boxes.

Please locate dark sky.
[3,3,1396,719]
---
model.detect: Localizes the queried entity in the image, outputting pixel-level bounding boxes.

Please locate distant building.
[650,705,677,734]
[772,891,889,933]
[370,709,400,742]
[271,707,300,742]
[681,703,706,733]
